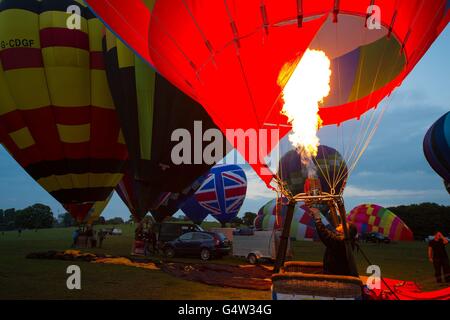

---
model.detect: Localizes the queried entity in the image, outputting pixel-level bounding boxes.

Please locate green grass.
[0,225,444,299]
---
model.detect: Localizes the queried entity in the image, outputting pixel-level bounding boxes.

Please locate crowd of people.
[72,226,106,248]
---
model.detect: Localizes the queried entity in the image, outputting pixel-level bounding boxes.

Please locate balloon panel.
[347,204,414,241]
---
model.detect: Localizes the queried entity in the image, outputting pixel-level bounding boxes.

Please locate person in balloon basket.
[309,208,358,277]
[428,231,450,284]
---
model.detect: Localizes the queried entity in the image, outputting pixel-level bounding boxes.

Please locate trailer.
[232,230,292,264]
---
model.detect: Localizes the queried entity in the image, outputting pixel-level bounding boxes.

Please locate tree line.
[387,203,450,239]
[0,204,127,231]
[1,202,447,237]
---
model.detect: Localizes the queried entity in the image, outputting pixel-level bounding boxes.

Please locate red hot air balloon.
[85,0,449,187]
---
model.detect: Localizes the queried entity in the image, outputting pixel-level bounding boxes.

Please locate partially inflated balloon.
[116,169,204,223]
[180,195,209,225]
[85,0,449,186]
[0,0,127,222]
[347,204,414,241]
[149,173,208,222]
[278,145,347,196]
[254,198,331,241]
[103,30,225,216]
[423,111,450,182]
[85,193,113,225]
[182,164,247,225]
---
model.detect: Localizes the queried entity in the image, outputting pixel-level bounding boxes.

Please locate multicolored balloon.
[347,204,414,241]
[423,111,450,182]
[181,164,247,225]
[86,0,449,187]
[254,198,331,241]
[0,1,128,222]
[277,145,347,196]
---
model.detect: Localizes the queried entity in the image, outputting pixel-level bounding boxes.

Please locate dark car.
[163,231,231,261]
[233,227,254,236]
[156,222,203,243]
[365,232,391,244]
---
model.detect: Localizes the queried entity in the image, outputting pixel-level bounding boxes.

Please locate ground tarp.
[160,263,273,291]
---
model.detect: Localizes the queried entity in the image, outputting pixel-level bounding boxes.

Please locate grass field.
[0,224,444,299]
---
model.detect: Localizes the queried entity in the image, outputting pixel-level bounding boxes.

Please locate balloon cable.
[355,242,401,300]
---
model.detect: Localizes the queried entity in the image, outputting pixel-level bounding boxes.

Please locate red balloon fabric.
[85,0,449,187]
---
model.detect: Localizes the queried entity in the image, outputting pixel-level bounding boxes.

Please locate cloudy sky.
[0,29,448,220]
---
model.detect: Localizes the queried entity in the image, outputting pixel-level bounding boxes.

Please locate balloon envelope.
[0,1,127,222]
[103,30,225,217]
[181,164,247,225]
[347,204,414,241]
[85,0,449,186]
[277,145,347,196]
[423,111,450,182]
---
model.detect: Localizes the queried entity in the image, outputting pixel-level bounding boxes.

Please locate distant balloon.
[278,145,348,196]
[181,164,247,225]
[254,198,331,241]
[347,204,414,241]
[0,1,127,222]
[423,111,450,182]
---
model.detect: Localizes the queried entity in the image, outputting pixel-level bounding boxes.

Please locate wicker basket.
[272,272,363,300]
[282,261,324,274]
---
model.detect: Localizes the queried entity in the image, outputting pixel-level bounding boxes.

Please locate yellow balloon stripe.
[0,10,40,48]
[4,69,50,109]
[0,64,16,116]
[38,173,123,193]
[8,127,35,149]
[57,123,90,144]
[91,70,114,109]
[39,11,88,33]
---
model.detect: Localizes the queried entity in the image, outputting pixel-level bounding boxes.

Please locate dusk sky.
[0,28,448,221]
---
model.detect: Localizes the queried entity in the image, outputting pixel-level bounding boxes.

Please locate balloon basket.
[75,236,89,248]
[131,240,146,256]
[282,261,324,274]
[271,272,363,300]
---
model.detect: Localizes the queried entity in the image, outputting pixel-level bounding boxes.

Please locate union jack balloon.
[181,164,247,225]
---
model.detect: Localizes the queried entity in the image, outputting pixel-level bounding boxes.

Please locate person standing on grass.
[97,230,105,248]
[72,228,80,248]
[428,231,450,284]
